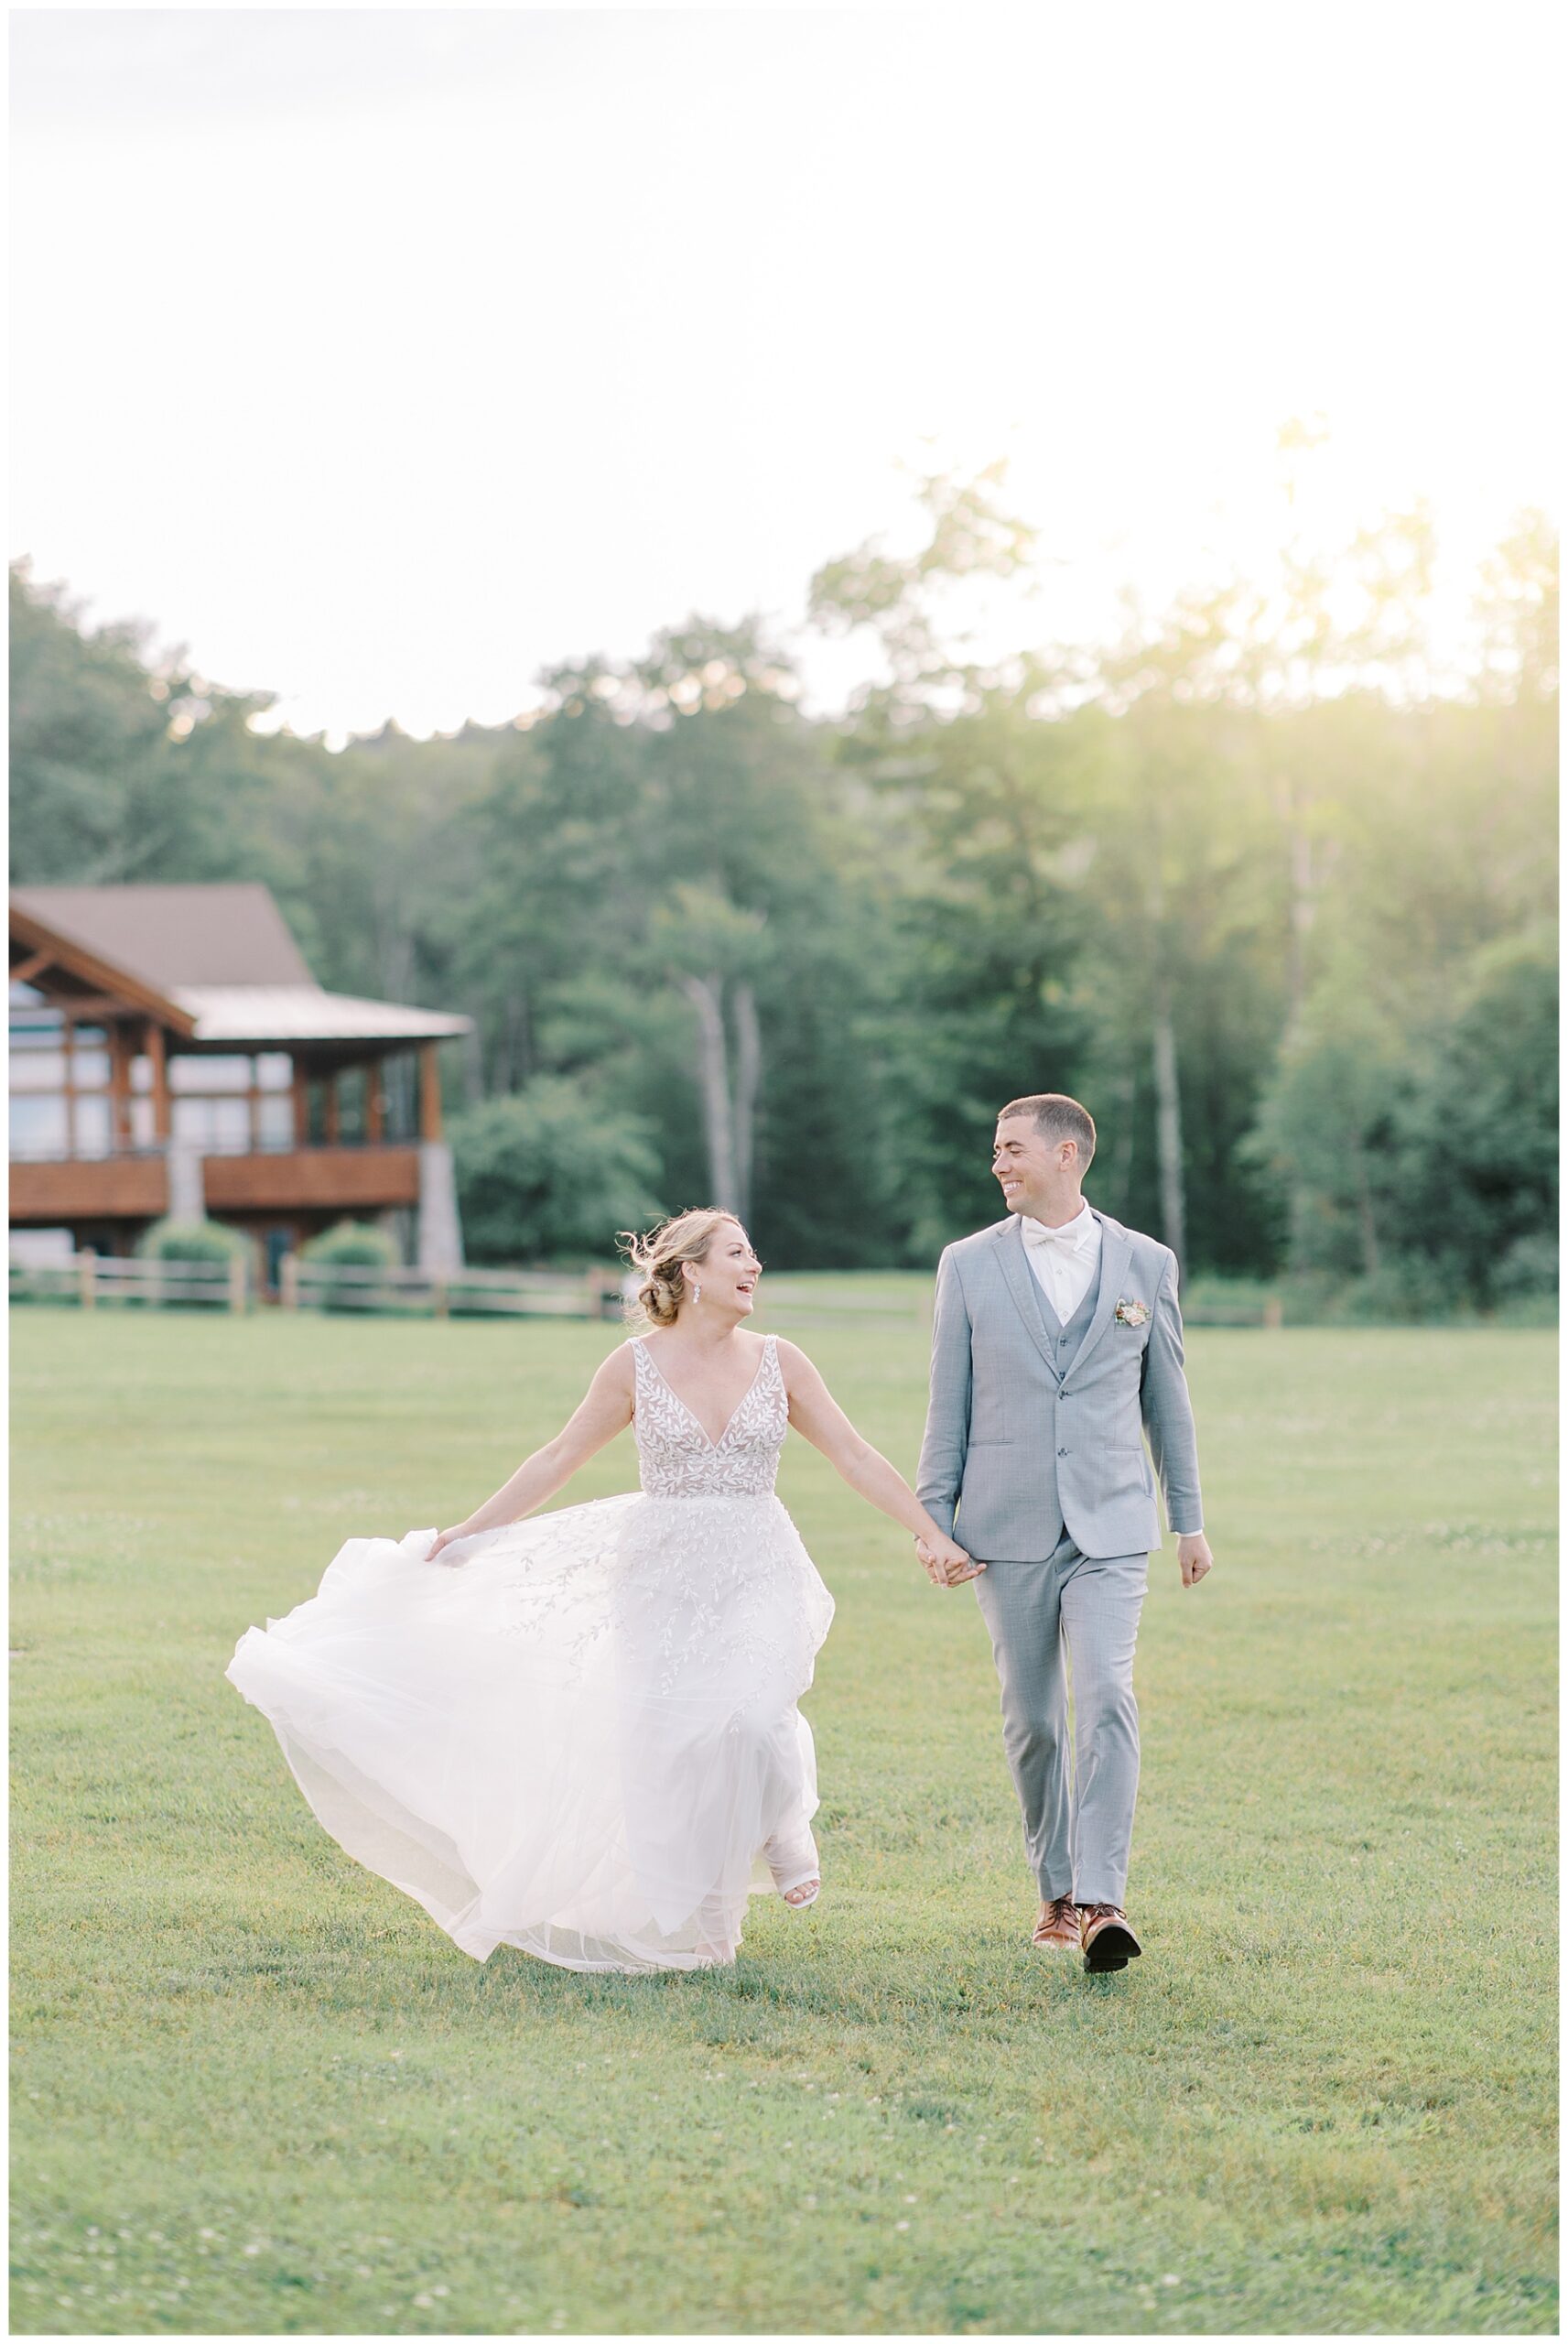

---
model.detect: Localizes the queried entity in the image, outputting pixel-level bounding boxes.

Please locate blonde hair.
[620,1209,744,1331]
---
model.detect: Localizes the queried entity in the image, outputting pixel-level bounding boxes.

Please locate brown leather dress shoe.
[1079,1903,1142,1972]
[1031,1894,1080,1951]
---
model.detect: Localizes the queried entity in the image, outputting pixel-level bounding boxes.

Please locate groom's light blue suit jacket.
[916,1209,1205,1561]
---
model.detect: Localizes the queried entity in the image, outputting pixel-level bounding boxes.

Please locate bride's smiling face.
[686,1223,762,1317]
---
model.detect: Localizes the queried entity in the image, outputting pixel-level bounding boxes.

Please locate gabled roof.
[10,898,197,1034]
[10,884,315,988]
[9,884,471,1049]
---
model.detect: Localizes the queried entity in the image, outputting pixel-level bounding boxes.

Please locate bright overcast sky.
[10,5,1561,744]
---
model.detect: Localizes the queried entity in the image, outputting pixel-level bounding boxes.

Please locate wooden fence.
[10,1251,620,1319]
[10,1251,248,1311]
[277,1258,620,1318]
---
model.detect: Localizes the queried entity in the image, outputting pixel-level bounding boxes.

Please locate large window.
[3,1004,411,1162]
[70,1026,111,1089]
[10,993,67,1094]
[73,1093,113,1159]
[7,998,115,1160]
[255,1094,294,1150]
[170,1054,253,1094]
[168,1051,297,1153]
[9,1095,69,1158]
[172,1097,253,1153]
[6,1008,309,1159]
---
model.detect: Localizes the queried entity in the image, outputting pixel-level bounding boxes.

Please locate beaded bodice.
[631,1334,787,1498]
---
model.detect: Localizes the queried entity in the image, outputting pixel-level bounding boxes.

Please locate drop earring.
[693,1283,703,1302]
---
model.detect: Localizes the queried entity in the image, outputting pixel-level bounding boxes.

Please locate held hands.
[914,1531,985,1589]
[1178,1532,1214,1588]
[912,1528,1214,1587]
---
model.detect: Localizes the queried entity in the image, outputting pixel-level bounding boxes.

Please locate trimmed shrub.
[299,1220,399,1312]
[136,1218,248,1263]
[132,1218,249,1308]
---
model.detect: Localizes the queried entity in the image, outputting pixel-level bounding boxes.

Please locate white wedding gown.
[225,1332,836,1972]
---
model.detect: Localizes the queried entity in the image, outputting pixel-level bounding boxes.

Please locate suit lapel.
[1068,1214,1131,1379]
[995,1218,1061,1379]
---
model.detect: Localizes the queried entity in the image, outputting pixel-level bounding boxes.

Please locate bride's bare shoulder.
[773,1335,824,1390]
[590,1341,639,1395]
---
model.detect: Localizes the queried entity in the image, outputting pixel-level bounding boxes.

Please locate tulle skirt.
[225,1490,836,1972]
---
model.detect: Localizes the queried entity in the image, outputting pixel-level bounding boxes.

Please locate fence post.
[78,1248,98,1310]
[228,1253,247,1316]
[280,1253,299,1310]
[432,1275,449,1321]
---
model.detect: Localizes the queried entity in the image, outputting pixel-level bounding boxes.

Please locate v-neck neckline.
[636,1336,772,1452]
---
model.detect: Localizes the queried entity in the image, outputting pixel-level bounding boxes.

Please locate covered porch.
[9,887,472,1292]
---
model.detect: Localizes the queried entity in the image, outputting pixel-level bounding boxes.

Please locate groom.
[914,1092,1213,1973]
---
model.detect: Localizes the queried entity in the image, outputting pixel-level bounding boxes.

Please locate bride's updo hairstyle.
[621,1209,742,1331]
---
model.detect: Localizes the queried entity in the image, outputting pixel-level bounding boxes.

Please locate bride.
[226,1208,976,1973]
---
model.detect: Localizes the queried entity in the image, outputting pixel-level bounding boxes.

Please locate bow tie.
[1023,1215,1093,1251]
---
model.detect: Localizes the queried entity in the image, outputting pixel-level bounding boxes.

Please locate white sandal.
[764,1832,821,1910]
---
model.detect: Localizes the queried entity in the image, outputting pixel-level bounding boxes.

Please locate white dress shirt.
[1020,1199,1101,1327]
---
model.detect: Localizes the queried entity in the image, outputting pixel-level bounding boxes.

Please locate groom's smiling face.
[992,1115,1076,1218]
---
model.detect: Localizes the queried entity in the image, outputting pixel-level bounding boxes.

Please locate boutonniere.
[1114,1298,1152,1327]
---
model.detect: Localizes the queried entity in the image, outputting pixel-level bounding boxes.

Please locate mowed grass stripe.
[10,1308,1557,2334]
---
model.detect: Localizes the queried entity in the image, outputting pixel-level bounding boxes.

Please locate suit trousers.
[971,1535,1149,1907]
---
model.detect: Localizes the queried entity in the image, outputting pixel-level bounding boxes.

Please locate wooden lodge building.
[9,884,472,1291]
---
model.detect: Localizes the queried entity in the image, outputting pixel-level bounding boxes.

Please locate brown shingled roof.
[9,884,316,990]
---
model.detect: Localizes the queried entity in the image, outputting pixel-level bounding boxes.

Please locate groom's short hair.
[999,1092,1097,1167]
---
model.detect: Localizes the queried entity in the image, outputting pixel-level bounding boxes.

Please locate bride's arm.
[776,1340,984,1584]
[426,1345,636,1557]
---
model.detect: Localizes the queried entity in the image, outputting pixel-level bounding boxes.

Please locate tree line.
[9,462,1557,1313]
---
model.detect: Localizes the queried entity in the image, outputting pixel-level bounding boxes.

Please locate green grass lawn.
[10,1304,1558,2335]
